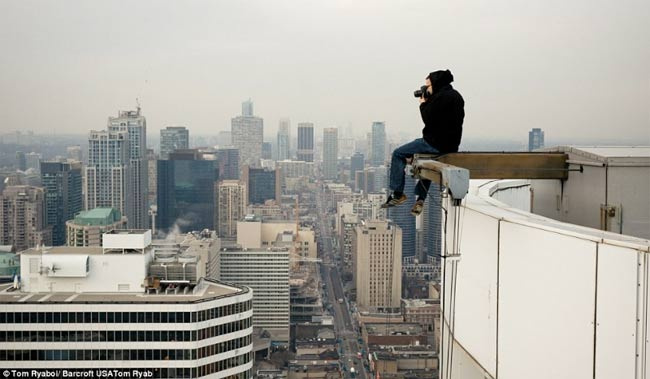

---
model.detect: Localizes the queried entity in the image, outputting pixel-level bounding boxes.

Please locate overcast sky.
[0,0,648,144]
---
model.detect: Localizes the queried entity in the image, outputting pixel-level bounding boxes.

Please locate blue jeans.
[389,138,439,201]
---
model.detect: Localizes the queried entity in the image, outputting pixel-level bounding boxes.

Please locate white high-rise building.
[85,130,133,227]
[322,127,339,180]
[231,100,263,168]
[354,220,402,313]
[215,180,247,239]
[277,119,290,161]
[2,230,254,378]
[216,246,290,343]
[107,107,148,229]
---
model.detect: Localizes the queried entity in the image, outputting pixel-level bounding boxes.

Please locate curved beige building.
[66,207,127,247]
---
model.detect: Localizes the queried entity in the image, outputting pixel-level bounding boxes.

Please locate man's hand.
[419,96,426,104]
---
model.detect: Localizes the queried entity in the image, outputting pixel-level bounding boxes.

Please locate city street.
[315,190,368,379]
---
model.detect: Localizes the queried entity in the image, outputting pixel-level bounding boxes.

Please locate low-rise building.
[65,207,127,247]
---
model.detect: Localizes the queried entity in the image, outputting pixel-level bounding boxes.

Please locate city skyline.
[0,1,648,143]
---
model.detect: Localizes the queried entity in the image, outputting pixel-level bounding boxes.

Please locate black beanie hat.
[427,70,454,87]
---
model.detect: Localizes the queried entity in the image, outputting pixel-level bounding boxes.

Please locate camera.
[413,85,430,98]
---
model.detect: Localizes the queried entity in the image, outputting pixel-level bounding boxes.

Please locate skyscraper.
[107,107,148,229]
[350,152,365,183]
[231,100,263,168]
[425,183,442,265]
[85,129,133,226]
[0,185,52,251]
[322,128,339,180]
[215,180,247,239]
[262,142,273,160]
[277,119,290,161]
[529,128,545,151]
[216,148,240,180]
[157,152,219,234]
[243,166,280,205]
[354,220,402,312]
[371,121,386,166]
[297,123,314,162]
[40,161,83,246]
[387,173,416,261]
[66,145,83,162]
[160,126,189,159]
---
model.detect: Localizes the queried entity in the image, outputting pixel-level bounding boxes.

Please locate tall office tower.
[40,161,83,246]
[322,128,339,180]
[297,123,315,162]
[157,151,219,234]
[15,151,26,171]
[216,147,240,180]
[528,128,545,151]
[107,107,148,229]
[354,220,402,313]
[231,100,263,168]
[65,207,127,246]
[216,246,290,342]
[277,119,290,161]
[66,145,83,162]
[370,122,386,166]
[387,173,416,262]
[216,130,232,147]
[215,180,247,239]
[262,142,273,160]
[0,185,52,251]
[243,166,280,205]
[350,152,365,185]
[5,231,253,378]
[426,183,442,265]
[25,152,41,173]
[85,130,134,227]
[160,126,189,159]
[146,149,157,210]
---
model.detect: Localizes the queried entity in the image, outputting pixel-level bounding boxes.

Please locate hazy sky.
[1,0,649,143]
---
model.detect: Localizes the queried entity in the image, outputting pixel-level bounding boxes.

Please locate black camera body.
[413,85,430,99]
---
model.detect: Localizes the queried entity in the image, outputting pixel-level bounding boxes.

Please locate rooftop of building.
[541,145,650,163]
[0,278,246,304]
[401,298,437,308]
[365,323,424,336]
[70,207,123,226]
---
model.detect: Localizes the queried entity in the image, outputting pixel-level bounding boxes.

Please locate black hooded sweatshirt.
[420,70,465,153]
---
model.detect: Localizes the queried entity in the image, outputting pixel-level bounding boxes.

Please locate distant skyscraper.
[216,130,232,147]
[277,119,290,161]
[387,173,416,261]
[146,149,157,210]
[350,152,365,185]
[216,148,240,180]
[160,126,189,159]
[157,152,219,234]
[107,107,148,229]
[85,129,133,227]
[232,100,263,168]
[322,128,339,180]
[371,122,386,166]
[40,161,83,246]
[244,166,280,205]
[25,152,41,173]
[15,151,26,171]
[529,128,545,151]
[297,123,314,162]
[354,220,402,312]
[66,145,83,162]
[426,183,442,265]
[215,180,247,239]
[262,142,273,160]
[0,185,52,251]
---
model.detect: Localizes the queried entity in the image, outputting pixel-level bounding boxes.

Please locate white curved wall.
[440,180,650,379]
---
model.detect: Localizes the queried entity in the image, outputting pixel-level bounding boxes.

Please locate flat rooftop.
[365,323,424,336]
[0,279,246,304]
[21,246,104,255]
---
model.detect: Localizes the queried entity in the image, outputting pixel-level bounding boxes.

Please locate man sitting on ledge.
[382,69,465,215]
